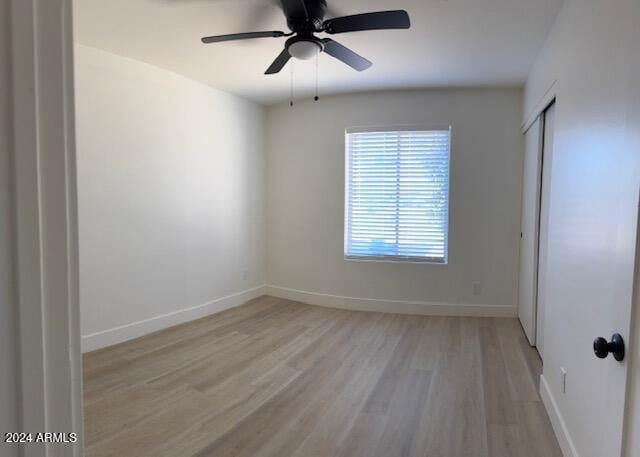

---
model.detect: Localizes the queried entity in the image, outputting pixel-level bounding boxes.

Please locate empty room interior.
[2,0,640,456]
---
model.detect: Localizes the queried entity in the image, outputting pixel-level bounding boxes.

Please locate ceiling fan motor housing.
[285,0,328,32]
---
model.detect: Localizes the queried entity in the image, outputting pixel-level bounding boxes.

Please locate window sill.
[344,255,448,265]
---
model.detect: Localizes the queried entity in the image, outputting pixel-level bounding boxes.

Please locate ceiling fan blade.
[323,10,410,34]
[321,39,372,72]
[265,48,292,74]
[201,31,286,44]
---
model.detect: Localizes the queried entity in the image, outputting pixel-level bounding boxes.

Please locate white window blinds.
[345,128,450,263]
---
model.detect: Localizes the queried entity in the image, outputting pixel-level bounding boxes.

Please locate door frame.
[522,80,557,133]
[10,0,82,455]
[623,193,640,456]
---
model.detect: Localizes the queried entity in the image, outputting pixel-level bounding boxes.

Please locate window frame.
[343,125,452,265]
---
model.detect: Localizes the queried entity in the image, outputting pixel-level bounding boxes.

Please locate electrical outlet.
[472,281,482,296]
[560,367,567,393]
[243,269,249,280]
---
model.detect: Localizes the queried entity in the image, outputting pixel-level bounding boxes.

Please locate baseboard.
[539,374,579,457]
[81,285,267,353]
[266,285,517,317]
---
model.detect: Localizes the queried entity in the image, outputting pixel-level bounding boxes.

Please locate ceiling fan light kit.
[200,0,411,75]
[287,37,322,60]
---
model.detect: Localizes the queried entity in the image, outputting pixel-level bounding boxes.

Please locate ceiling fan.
[200,0,410,74]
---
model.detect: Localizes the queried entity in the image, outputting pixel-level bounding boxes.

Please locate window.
[344,127,451,263]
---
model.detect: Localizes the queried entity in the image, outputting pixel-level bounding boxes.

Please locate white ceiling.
[74,0,563,105]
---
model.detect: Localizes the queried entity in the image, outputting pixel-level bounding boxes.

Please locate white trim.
[344,255,447,265]
[522,80,557,133]
[82,286,267,352]
[540,374,579,457]
[266,285,517,317]
[346,124,452,134]
[11,0,48,443]
[11,0,82,454]
[622,191,640,456]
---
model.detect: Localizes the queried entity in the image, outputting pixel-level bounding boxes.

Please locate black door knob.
[593,334,625,361]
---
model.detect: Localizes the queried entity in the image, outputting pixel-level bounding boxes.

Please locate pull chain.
[314,51,319,101]
[289,60,294,107]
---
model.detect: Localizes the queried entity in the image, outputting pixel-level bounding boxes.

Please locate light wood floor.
[83,296,562,457]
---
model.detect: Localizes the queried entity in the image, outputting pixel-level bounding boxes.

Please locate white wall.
[0,0,20,454]
[266,89,523,314]
[524,1,640,456]
[75,45,266,351]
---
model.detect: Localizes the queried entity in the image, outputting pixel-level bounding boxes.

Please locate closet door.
[518,117,543,345]
[535,102,555,358]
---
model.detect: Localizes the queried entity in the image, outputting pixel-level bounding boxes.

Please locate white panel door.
[535,102,555,359]
[518,118,542,345]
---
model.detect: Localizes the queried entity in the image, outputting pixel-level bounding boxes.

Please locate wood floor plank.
[85,383,168,447]
[83,296,562,457]
[495,319,540,402]
[83,296,285,376]
[362,321,427,414]
[488,424,527,457]
[372,368,434,457]
[480,319,518,425]
[149,363,303,457]
[191,313,392,457]
[418,350,489,456]
[513,401,563,457]
[86,386,213,457]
